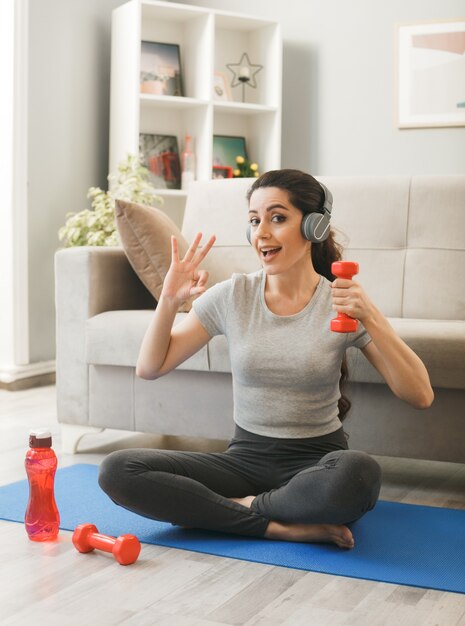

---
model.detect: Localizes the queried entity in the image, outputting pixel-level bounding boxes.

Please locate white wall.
[181,0,465,174]
[25,0,465,365]
[27,0,122,363]
[0,0,29,379]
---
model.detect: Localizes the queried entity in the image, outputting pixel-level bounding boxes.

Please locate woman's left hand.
[330,279,375,323]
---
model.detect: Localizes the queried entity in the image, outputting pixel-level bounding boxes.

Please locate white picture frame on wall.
[396,19,465,128]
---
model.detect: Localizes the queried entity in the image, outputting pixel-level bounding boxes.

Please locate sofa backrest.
[182,175,465,320]
[402,176,465,320]
[182,178,261,287]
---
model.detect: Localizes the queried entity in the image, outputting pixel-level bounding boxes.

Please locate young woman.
[99,169,433,549]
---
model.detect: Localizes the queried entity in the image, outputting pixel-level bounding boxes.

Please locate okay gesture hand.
[162,232,216,306]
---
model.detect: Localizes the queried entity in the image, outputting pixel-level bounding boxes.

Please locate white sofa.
[55,176,465,461]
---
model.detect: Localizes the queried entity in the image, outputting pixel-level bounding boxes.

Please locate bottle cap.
[29,429,52,448]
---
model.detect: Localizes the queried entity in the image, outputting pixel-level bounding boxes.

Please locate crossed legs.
[98,447,381,548]
[232,450,381,548]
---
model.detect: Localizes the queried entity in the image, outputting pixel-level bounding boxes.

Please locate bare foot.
[265,521,354,549]
[230,496,256,508]
[229,496,354,549]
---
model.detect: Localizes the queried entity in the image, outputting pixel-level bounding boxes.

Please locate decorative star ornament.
[226,52,263,89]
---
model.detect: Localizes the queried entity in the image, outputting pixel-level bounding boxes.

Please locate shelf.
[214,10,277,31]
[110,0,281,220]
[213,102,277,115]
[140,94,209,109]
[141,1,209,23]
[141,97,278,115]
[140,96,278,115]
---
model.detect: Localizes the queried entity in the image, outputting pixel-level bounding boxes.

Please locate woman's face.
[248,187,311,275]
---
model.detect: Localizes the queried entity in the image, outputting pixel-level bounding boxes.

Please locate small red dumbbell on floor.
[72,523,141,565]
[331,261,359,333]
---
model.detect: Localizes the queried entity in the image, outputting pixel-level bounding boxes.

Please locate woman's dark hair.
[247,169,351,422]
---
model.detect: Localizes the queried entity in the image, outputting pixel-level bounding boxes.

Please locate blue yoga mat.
[1,464,464,594]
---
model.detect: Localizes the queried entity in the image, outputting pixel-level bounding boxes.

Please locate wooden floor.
[1,385,464,626]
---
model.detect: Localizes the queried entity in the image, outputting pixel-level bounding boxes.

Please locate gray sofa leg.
[61,424,104,454]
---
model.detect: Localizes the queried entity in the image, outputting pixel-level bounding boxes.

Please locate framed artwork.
[396,19,465,128]
[212,135,247,169]
[213,72,232,101]
[139,133,181,189]
[212,165,234,179]
[140,41,183,97]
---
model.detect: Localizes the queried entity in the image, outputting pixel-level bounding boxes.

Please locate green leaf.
[58,154,162,247]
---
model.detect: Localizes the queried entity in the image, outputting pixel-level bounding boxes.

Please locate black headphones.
[246,181,333,244]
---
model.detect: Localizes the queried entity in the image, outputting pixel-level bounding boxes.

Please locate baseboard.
[0,361,56,391]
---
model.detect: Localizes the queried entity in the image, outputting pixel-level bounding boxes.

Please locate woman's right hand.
[161,232,216,306]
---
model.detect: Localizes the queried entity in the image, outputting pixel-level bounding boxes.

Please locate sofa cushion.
[407,175,465,251]
[402,175,465,320]
[403,249,465,320]
[205,318,465,390]
[346,318,465,390]
[182,179,261,285]
[114,199,193,312]
[86,310,464,391]
[85,310,209,372]
[324,176,410,318]
[182,177,412,317]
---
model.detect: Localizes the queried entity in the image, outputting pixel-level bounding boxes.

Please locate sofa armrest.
[55,246,154,426]
[56,246,154,317]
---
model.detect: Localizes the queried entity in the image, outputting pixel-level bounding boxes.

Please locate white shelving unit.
[109,0,282,226]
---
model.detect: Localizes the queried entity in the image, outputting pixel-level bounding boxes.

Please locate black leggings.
[98,425,381,538]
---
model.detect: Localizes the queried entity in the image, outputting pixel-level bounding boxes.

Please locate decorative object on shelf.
[226,52,263,102]
[181,135,196,191]
[233,156,259,178]
[139,134,181,190]
[213,71,232,101]
[396,19,465,128]
[140,41,183,97]
[213,135,247,170]
[212,165,233,179]
[58,154,162,248]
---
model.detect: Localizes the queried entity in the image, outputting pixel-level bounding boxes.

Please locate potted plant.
[58,154,162,247]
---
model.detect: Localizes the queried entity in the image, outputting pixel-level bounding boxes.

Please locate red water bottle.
[25,429,60,541]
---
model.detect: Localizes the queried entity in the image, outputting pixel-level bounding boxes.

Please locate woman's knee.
[98,450,131,499]
[319,450,382,519]
[342,449,380,481]
[322,450,381,486]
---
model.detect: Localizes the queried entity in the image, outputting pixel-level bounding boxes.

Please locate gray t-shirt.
[192,270,372,438]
